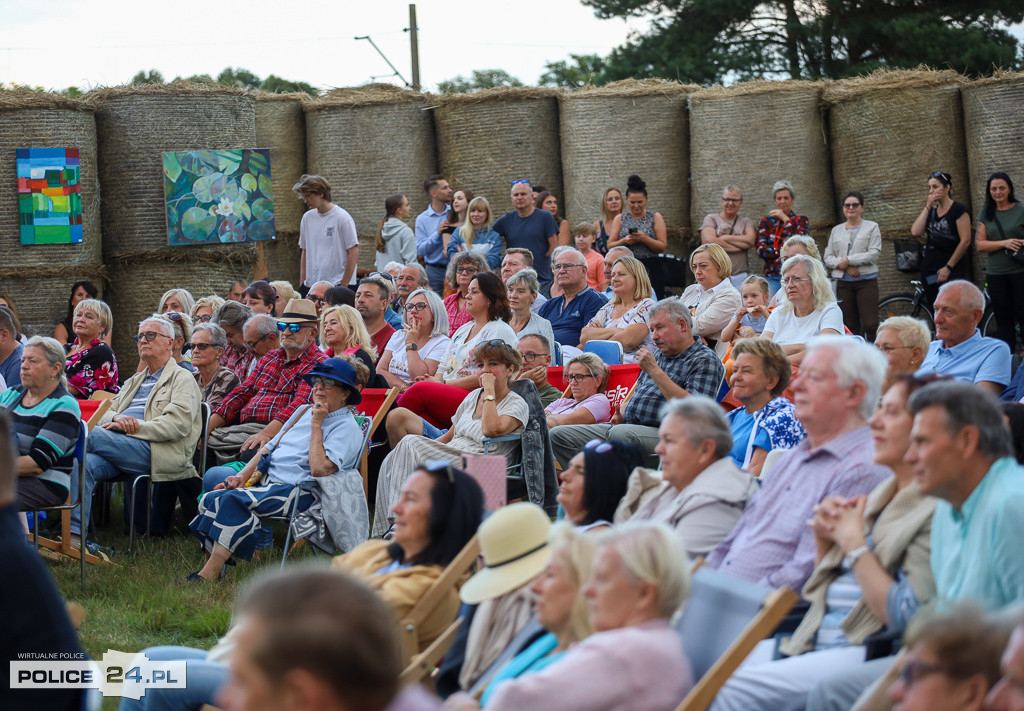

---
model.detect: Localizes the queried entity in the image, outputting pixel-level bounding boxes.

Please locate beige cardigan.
[99,361,202,482]
[780,477,936,656]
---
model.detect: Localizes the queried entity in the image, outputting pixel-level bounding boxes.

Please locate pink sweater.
[486,619,692,711]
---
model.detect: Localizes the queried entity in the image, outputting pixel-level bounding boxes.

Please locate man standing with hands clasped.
[294,175,359,291]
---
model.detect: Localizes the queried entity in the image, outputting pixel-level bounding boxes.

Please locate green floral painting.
[162,149,276,246]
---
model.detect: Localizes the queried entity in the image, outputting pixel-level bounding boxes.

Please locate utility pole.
[408,4,421,91]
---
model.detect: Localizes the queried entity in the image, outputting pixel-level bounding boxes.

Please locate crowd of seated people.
[10,168,1024,711]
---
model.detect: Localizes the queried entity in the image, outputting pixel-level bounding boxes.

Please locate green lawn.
[42,506,320,710]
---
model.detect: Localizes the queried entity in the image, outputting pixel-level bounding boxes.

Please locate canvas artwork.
[17,147,83,245]
[163,149,276,246]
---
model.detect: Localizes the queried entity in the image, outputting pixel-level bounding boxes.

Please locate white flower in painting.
[215,196,234,217]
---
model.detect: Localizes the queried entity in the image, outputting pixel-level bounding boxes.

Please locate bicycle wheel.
[878,294,936,338]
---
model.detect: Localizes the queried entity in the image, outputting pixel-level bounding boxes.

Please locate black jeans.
[987,272,1024,353]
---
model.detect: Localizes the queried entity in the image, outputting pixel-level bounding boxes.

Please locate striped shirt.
[121,368,163,421]
[0,384,81,491]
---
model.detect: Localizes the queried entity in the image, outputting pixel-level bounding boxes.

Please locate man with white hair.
[242,314,279,374]
[392,263,429,319]
[70,316,202,542]
[706,336,891,592]
[306,280,334,317]
[917,279,1010,396]
[501,248,547,313]
[537,247,608,347]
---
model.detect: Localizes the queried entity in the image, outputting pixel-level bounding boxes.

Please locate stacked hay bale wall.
[254,92,307,285]
[689,81,834,277]
[0,93,104,337]
[559,80,697,255]
[434,87,563,225]
[305,86,436,273]
[962,72,1024,277]
[824,70,969,297]
[90,84,258,367]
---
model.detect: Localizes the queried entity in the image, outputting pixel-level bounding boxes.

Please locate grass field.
[41,505,319,710]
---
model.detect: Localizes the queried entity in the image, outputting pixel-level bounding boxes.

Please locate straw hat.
[459,502,552,605]
[277,298,318,323]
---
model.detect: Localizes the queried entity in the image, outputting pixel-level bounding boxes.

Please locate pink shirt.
[582,249,606,290]
[545,393,611,423]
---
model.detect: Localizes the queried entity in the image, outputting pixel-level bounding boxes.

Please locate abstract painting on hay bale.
[17,147,83,245]
[162,148,276,246]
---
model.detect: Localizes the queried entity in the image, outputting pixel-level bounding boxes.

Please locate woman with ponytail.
[374,194,416,271]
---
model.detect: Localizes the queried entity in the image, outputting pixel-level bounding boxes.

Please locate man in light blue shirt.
[414,174,452,294]
[917,280,1010,396]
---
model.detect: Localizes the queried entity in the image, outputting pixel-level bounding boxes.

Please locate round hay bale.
[259,230,301,285]
[106,255,255,371]
[0,92,105,335]
[306,86,437,270]
[559,80,697,238]
[255,93,307,234]
[88,83,257,257]
[962,72,1024,218]
[434,87,563,218]
[689,80,834,240]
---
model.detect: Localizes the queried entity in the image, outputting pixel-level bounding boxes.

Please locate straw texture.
[434,87,563,218]
[0,95,105,336]
[559,80,697,233]
[306,87,436,269]
[255,93,307,233]
[260,230,301,285]
[689,81,834,240]
[962,72,1024,220]
[90,85,257,256]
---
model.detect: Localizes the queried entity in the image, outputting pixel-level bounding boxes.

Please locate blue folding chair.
[583,339,624,365]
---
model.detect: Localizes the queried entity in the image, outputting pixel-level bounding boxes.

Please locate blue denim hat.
[301,358,362,405]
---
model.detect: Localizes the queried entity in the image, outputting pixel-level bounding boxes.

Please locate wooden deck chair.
[399,534,481,685]
[673,566,798,711]
[354,387,398,498]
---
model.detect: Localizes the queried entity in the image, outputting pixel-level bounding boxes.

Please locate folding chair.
[354,387,398,497]
[128,402,211,551]
[545,366,565,392]
[673,566,798,711]
[583,339,624,365]
[399,534,481,684]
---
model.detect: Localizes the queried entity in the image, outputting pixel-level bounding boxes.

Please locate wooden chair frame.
[399,535,481,685]
[358,387,398,498]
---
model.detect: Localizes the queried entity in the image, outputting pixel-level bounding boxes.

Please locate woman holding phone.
[606,175,668,298]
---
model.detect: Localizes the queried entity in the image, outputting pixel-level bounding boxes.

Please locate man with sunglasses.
[208,299,326,466]
[492,180,560,285]
[306,280,334,317]
[70,317,202,542]
[356,276,397,364]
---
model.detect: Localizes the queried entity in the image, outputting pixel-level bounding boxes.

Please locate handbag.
[893,239,923,273]
[992,213,1024,266]
[244,405,312,487]
[462,453,508,511]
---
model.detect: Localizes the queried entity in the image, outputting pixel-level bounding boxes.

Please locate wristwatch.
[406,343,418,352]
[483,394,496,402]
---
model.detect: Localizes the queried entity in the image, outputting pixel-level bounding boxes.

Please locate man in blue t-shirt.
[414,174,452,294]
[538,248,608,347]
[492,180,559,285]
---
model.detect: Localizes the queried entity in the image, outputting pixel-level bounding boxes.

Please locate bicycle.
[877,280,996,340]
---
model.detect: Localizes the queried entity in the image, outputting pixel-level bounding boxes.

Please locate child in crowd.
[721,275,771,343]
[574,222,606,291]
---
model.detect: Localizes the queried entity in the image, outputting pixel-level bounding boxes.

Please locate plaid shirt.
[706,425,892,591]
[219,346,255,383]
[215,343,326,425]
[623,341,724,427]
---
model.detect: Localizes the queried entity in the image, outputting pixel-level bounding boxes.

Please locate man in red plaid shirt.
[206,299,326,465]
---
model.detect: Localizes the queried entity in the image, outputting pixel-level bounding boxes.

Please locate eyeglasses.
[511,179,531,187]
[842,202,862,209]
[134,331,171,344]
[194,314,213,323]
[565,373,596,383]
[552,263,584,271]
[782,276,808,286]
[721,198,741,203]
[875,344,912,353]
[277,321,313,333]
[584,438,613,454]
[455,266,478,274]
[187,342,217,352]
[245,332,273,350]
[309,376,339,389]
[898,660,956,688]
[366,271,394,282]
[406,301,429,312]
[309,294,326,304]
[520,351,549,362]
[423,459,456,484]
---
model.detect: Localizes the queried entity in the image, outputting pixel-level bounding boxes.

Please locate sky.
[0,0,647,92]
[1,1,1021,92]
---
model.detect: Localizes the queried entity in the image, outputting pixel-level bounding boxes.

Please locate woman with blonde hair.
[191,295,225,325]
[320,304,382,386]
[374,193,416,271]
[680,243,743,356]
[875,315,931,391]
[761,254,843,366]
[267,282,293,317]
[592,187,622,255]
[64,299,119,398]
[157,288,196,317]
[580,254,656,361]
[447,196,502,269]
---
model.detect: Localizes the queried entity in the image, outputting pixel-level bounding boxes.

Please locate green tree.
[130,69,164,85]
[437,69,524,93]
[261,74,318,96]
[539,54,609,87]
[177,73,215,84]
[583,0,1023,83]
[216,67,263,89]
